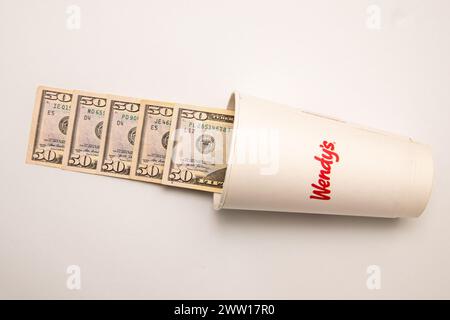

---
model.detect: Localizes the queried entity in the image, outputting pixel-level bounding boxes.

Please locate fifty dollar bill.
[162,106,234,193]
[63,91,109,173]
[97,95,141,178]
[130,100,177,183]
[26,86,73,168]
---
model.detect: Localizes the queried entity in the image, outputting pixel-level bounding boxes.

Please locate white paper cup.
[214,93,433,218]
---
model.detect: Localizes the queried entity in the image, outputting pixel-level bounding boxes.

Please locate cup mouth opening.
[411,144,434,218]
[213,92,240,210]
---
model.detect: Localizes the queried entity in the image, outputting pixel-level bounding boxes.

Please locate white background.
[1,0,449,299]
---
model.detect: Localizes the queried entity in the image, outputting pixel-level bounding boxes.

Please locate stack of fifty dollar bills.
[26,86,235,193]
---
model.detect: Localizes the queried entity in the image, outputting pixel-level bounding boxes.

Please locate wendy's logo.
[310,141,340,200]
